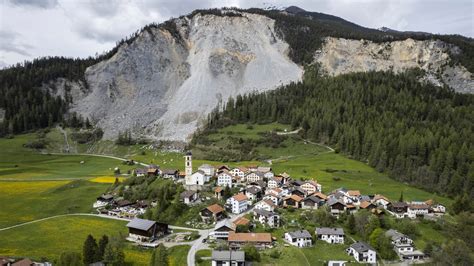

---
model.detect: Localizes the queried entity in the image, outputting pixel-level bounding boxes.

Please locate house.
[253,209,280,228]
[248,180,266,189]
[209,219,235,240]
[390,202,409,218]
[180,190,198,204]
[302,196,324,209]
[328,199,346,216]
[134,168,147,177]
[217,170,233,187]
[187,170,209,185]
[126,218,168,242]
[283,194,303,208]
[432,203,446,214]
[245,186,262,202]
[211,250,245,266]
[246,165,258,172]
[226,194,249,214]
[257,166,272,173]
[328,261,347,266]
[267,176,283,189]
[201,204,225,223]
[1,257,14,266]
[316,227,345,244]
[300,181,322,194]
[214,186,224,199]
[359,201,376,210]
[230,167,248,180]
[217,165,231,174]
[93,194,114,208]
[198,164,215,176]
[11,259,35,266]
[263,194,281,206]
[373,194,391,209]
[255,199,277,212]
[161,169,179,179]
[347,242,376,264]
[233,216,251,228]
[292,187,307,198]
[284,230,313,247]
[263,171,274,179]
[228,232,272,250]
[407,203,430,218]
[245,172,264,183]
[313,192,328,200]
[385,229,425,261]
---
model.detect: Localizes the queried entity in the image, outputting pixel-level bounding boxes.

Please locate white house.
[264,171,274,179]
[230,167,247,180]
[373,194,391,209]
[257,166,272,173]
[284,230,313,247]
[300,181,322,194]
[246,172,264,183]
[211,250,245,266]
[245,186,262,202]
[347,242,377,264]
[93,194,114,208]
[263,194,281,206]
[407,203,430,218]
[217,170,233,187]
[254,209,280,228]
[226,193,249,214]
[186,170,209,186]
[255,199,277,212]
[209,219,235,240]
[180,190,198,205]
[198,164,215,176]
[267,177,282,189]
[316,227,345,244]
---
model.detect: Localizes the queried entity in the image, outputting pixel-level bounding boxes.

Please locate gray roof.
[350,241,375,253]
[126,218,156,231]
[180,190,196,199]
[212,251,245,262]
[246,186,261,194]
[254,209,278,218]
[327,198,345,206]
[359,195,371,202]
[214,219,236,231]
[304,196,323,203]
[199,164,214,169]
[287,230,312,239]
[385,229,407,241]
[316,227,345,236]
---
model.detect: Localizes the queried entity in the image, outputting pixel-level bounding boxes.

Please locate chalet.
[302,196,324,209]
[126,218,168,242]
[267,176,283,189]
[214,186,224,199]
[359,201,376,210]
[134,168,147,177]
[180,190,198,204]
[198,164,215,176]
[255,199,277,212]
[228,232,272,250]
[246,165,258,172]
[385,229,426,261]
[373,194,391,209]
[291,180,305,187]
[300,181,322,194]
[161,169,179,179]
[230,167,248,180]
[233,216,251,228]
[390,202,409,218]
[116,199,133,208]
[313,192,328,200]
[316,227,345,244]
[246,172,264,183]
[284,230,312,248]
[217,170,233,187]
[347,242,377,264]
[210,219,235,240]
[93,194,114,208]
[217,165,231,174]
[280,172,291,183]
[292,187,307,198]
[432,203,446,214]
[245,186,262,202]
[201,204,225,223]
[147,165,160,176]
[211,250,245,266]
[266,187,284,197]
[226,193,249,214]
[283,194,303,208]
[248,180,266,189]
[346,204,357,214]
[328,199,346,216]
[407,203,430,218]
[253,209,280,228]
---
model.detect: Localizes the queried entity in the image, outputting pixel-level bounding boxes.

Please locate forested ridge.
[202,67,474,198]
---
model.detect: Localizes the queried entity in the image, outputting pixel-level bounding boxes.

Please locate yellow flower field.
[89,176,125,183]
[0,180,69,195]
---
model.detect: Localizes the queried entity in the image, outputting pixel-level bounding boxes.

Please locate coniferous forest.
[202,67,474,198]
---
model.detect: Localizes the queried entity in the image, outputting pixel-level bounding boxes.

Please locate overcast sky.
[0,0,472,68]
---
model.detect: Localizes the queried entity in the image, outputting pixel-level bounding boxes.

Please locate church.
[184,151,211,186]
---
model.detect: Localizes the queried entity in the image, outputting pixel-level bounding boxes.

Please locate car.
[202,238,207,243]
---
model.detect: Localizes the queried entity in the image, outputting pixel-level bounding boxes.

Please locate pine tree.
[399,191,404,202]
[150,244,168,266]
[97,235,109,261]
[83,234,98,265]
[57,251,82,266]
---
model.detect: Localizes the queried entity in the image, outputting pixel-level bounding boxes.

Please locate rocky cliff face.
[72,12,303,141]
[314,37,473,93]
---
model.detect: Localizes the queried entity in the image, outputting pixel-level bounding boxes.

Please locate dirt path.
[57,126,70,153]
[41,152,149,167]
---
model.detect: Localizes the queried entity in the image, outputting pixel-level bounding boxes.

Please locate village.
[92,152,447,265]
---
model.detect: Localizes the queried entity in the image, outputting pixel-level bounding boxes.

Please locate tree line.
[202,68,474,198]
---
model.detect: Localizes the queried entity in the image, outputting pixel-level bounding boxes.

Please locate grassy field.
[0,180,110,228]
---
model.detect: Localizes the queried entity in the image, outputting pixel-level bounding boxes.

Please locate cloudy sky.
[0,0,472,68]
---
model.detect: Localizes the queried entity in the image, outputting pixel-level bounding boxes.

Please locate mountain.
[0,7,472,140]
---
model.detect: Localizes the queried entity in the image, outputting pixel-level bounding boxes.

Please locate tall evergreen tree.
[83,234,98,265]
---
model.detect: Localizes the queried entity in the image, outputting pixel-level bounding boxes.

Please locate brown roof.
[360,201,374,209]
[233,193,248,202]
[313,192,327,200]
[206,204,224,214]
[263,199,277,207]
[286,194,303,202]
[238,166,249,172]
[233,217,250,226]
[348,190,361,196]
[373,194,390,202]
[12,259,33,266]
[409,204,430,209]
[424,199,434,206]
[346,204,356,209]
[178,171,186,176]
[228,232,272,243]
[214,187,223,193]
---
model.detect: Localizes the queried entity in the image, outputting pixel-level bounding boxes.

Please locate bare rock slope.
[315,37,473,93]
[72,12,303,141]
